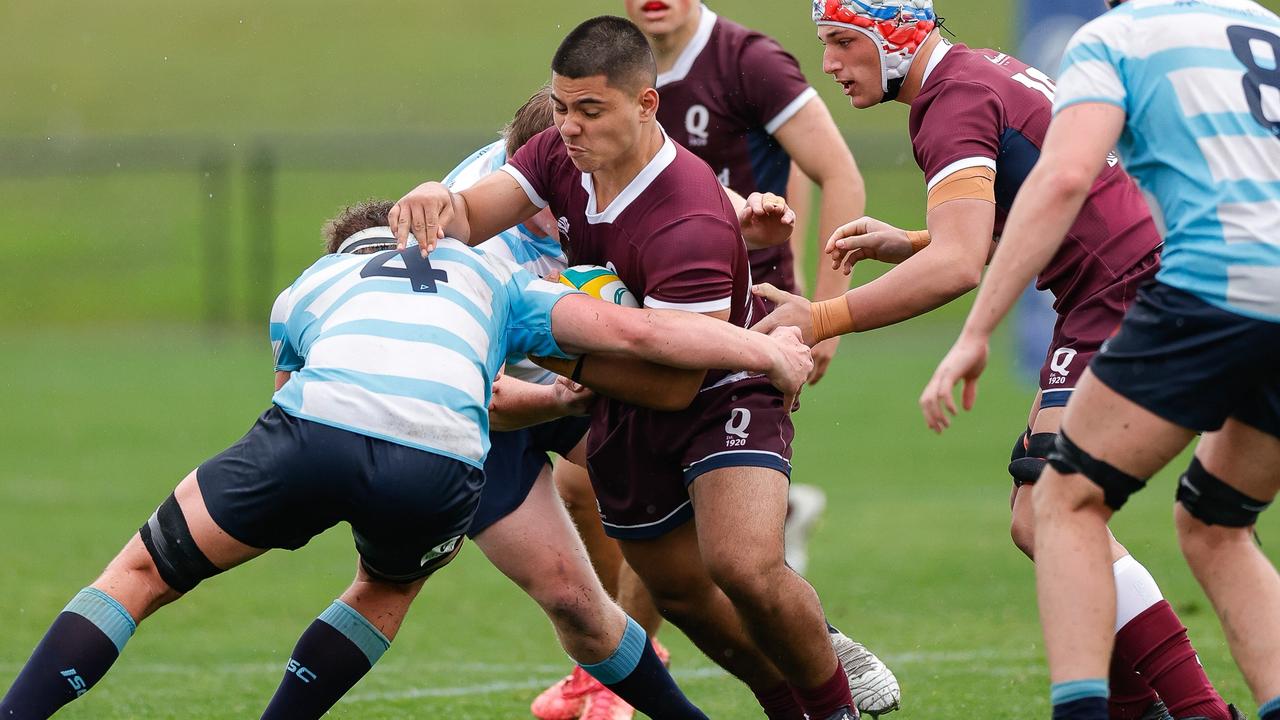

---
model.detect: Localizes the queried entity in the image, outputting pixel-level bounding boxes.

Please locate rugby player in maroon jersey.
[754,2,1234,719]
[390,16,863,720]
[533,4,894,717]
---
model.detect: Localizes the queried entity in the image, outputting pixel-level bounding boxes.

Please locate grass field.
[4,0,1280,717]
[2,321,1275,718]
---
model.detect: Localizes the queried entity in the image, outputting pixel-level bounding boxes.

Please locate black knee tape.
[1176,457,1272,527]
[1009,431,1057,486]
[138,493,223,593]
[1046,431,1146,511]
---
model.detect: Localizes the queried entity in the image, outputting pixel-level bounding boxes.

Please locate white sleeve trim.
[499,164,548,209]
[926,157,998,192]
[643,296,733,313]
[764,87,819,135]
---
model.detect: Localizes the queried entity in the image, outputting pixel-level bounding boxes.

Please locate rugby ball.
[558,265,640,308]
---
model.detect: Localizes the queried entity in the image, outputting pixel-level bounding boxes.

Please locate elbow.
[942,264,984,298]
[1041,164,1095,202]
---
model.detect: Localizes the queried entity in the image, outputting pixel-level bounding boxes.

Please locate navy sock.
[260,600,390,720]
[0,588,136,719]
[1051,678,1108,720]
[1260,694,1280,720]
[581,617,708,720]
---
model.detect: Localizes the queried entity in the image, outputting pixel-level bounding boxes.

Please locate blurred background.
[3,1,1278,717]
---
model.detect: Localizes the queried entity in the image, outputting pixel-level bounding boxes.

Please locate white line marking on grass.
[342,667,729,703]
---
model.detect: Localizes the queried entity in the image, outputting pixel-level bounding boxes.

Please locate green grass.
[1,323,1274,718]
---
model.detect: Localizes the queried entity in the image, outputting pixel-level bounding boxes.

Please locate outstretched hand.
[825,216,916,275]
[919,333,990,433]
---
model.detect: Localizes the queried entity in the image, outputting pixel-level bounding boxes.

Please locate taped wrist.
[906,229,931,252]
[810,297,855,343]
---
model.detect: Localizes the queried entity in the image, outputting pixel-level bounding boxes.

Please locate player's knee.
[1045,430,1146,512]
[704,552,776,604]
[138,492,224,594]
[1175,456,1271,530]
[1009,514,1036,558]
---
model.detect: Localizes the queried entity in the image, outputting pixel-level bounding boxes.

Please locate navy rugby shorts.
[1090,282,1280,439]
[197,405,484,582]
[469,415,591,538]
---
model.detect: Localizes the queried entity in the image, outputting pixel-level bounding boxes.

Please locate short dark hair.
[503,84,554,157]
[322,199,395,254]
[551,16,656,93]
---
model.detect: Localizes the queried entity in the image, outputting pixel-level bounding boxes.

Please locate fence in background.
[0,130,912,327]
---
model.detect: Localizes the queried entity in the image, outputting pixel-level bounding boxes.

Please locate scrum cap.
[813,0,937,102]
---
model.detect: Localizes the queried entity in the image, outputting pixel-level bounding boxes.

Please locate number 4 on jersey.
[360,248,450,293]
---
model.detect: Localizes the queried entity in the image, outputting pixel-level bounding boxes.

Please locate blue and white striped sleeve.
[1054,14,1130,115]
[269,287,305,371]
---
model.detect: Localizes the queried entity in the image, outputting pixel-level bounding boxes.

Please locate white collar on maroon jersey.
[656,4,717,87]
[580,127,678,225]
[919,38,954,90]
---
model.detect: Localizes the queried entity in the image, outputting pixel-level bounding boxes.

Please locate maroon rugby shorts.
[586,374,794,539]
[1038,250,1160,410]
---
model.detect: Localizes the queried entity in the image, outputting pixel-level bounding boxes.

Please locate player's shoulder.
[444,139,506,191]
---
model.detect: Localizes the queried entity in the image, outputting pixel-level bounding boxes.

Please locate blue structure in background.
[1011,0,1105,383]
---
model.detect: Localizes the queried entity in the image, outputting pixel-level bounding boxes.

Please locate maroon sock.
[1109,649,1160,720]
[793,664,854,720]
[753,681,806,720]
[1114,600,1230,720]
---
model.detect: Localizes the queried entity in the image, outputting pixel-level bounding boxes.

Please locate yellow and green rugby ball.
[558,265,640,308]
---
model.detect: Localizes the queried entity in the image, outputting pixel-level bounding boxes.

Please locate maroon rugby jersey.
[502,126,761,367]
[909,42,1161,312]
[655,6,817,293]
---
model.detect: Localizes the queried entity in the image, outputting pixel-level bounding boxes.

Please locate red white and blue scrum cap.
[813,0,938,95]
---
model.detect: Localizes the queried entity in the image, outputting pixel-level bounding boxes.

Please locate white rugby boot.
[829,624,900,717]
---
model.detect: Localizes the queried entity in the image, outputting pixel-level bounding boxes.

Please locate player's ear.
[638,87,659,121]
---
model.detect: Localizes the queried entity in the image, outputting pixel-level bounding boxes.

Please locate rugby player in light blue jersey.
[0,200,813,720]
[920,1,1280,718]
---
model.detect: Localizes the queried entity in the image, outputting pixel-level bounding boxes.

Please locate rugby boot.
[828,624,900,717]
[819,708,858,720]
[1137,700,1173,720]
[784,483,827,574]
[580,686,635,720]
[531,665,598,720]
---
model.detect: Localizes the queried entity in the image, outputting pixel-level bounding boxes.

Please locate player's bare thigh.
[688,465,789,573]
[91,470,265,622]
[1058,370,1197,481]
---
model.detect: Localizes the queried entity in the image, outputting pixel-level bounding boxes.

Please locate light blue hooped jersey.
[268,236,577,467]
[445,139,570,383]
[1055,0,1280,322]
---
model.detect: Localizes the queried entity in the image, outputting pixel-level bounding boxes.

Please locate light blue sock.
[317,599,390,665]
[579,616,646,685]
[64,588,136,653]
